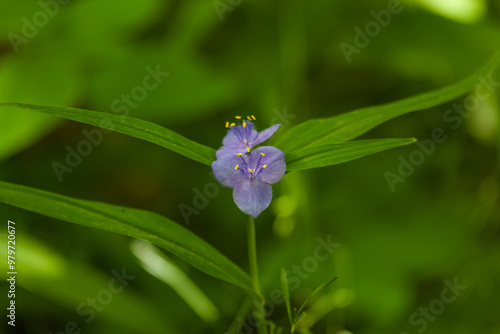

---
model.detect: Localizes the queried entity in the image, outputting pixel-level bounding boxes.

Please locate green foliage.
[0,233,178,333]
[4,49,499,172]
[0,102,216,166]
[1,49,499,333]
[281,271,338,333]
[1,1,500,333]
[286,138,415,171]
[276,50,500,152]
[0,181,252,294]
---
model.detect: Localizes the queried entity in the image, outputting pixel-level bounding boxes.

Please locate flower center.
[234,151,267,179]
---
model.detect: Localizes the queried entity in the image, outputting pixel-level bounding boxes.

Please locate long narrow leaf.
[292,276,338,331]
[294,276,338,319]
[0,181,252,294]
[280,268,293,325]
[286,138,415,172]
[276,50,500,152]
[0,102,216,166]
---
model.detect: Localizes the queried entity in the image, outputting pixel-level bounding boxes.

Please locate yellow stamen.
[248,168,253,173]
[260,153,265,156]
[235,165,239,170]
[263,165,267,168]
[243,121,246,128]
[225,122,229,128]
[247,116,252,121]
[235,116,241,119]
[246,147,250,153]
[251,115,256,120]
[237,153,243,156]
[230,123,236,127]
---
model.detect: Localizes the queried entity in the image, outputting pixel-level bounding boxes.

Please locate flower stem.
[246,216,268,334]
[247,216,261,295]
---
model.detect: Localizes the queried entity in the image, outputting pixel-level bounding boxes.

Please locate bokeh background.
[1,0,500,333]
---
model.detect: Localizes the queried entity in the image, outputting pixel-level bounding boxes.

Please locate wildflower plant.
[0,51,499,333]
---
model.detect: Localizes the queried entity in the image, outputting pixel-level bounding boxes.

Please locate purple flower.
[212,146,286,218]
[216,117,281,159]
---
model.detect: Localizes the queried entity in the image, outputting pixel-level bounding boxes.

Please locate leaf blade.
[276,50,500,152]
[286,138,415,172]
[0,181,252,294]
[292,276,338,328]
[0,102,216,166]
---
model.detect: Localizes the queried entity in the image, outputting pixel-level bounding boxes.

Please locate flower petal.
[211,154,246,188]
[222,122,258,148]
[233,179,272,218]
[215,145,246,159]
[251,124,281,146]
[254,146,286,184]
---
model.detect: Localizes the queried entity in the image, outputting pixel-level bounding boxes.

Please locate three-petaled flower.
[212,117,286,218]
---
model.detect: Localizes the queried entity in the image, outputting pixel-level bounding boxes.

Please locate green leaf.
[291,313,306,333]
[0,102,216,166]
[292,276,338,330]
[281,268,293,325]
[276,50,500,152]
[3,234,179,333]
[131,240,220,324]
[0,181,252,294]
[286,138,416,172]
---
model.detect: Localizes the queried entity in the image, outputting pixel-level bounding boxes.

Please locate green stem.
[247,216,261,295]
[246,216,268,334]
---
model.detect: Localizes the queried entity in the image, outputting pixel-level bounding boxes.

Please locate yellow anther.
[235,116,241,119]
[246,147,250,153]
[230,123,236,127]
[251,115,256,120]
[248,168,253,173]
[235,165,239,170]
[243,121,246,128]
[237,153,243,156]
[247,116,252,121]
[225,122,229,128]
[263,165,267,168]
[260,153,265,156]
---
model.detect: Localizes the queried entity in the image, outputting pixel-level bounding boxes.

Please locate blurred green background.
[1,0,500,333]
